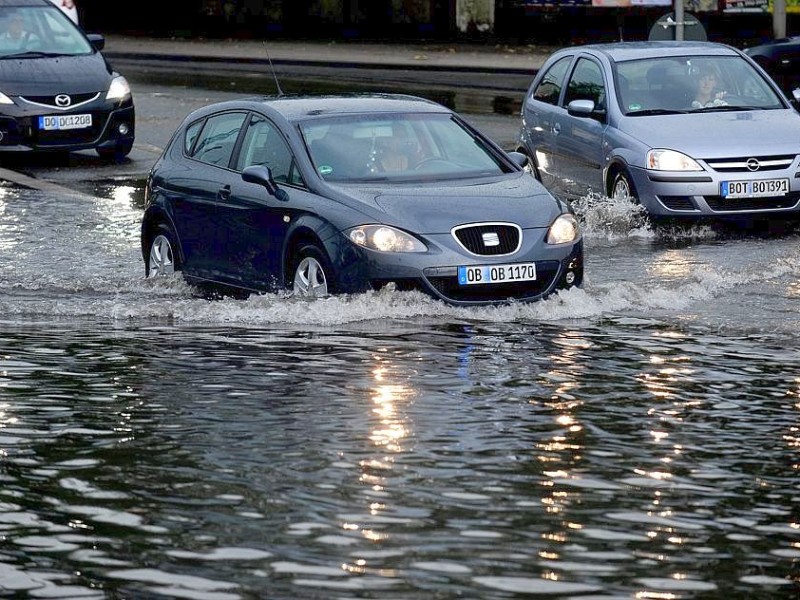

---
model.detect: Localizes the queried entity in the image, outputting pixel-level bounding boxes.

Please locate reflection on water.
[0,322,798,598]
[0,187,799,597]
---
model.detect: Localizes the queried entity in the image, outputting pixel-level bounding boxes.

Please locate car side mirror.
[242,165,289,201]
[507,151,529,168]
[566,99,596,117]
[86,34,105,51]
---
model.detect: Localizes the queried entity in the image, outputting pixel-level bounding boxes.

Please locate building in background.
[77,0,793,45]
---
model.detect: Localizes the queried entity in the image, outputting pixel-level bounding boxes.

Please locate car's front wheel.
[290,244,334,298]
[97,142,133,162]
[610,169,637,202]
[146,225,180,278]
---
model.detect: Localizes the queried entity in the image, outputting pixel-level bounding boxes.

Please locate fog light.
[565,271,575,285]
[118,123,129,135]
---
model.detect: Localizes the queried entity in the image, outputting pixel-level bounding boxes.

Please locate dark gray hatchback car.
[0,0,134,159]
[141,94,583,306]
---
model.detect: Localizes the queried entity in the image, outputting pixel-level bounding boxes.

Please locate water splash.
[571,191,652,241]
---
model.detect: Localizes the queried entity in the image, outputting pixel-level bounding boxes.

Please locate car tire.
[610,169,637,202]
[97,142,133,162]
[145,224,180,278]
[290,244,334,298]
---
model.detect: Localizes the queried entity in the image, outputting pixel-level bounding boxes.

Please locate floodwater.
[0,183,799,599]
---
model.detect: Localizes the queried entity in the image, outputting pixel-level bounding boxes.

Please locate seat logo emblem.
[746,158,760,172]
[55,94,71,107]
[482,232,500,247]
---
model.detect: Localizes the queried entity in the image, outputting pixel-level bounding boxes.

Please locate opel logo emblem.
[746,158,760,172]
[55,94,71,108]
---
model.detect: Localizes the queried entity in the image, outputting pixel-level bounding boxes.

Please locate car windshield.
[0,5,91,58]
[615,55,785,115]
[300,113,509,182]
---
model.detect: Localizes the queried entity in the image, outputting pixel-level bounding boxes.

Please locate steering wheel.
[414,157,457,171]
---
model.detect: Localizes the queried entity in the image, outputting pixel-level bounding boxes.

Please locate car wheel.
[610,170,637,202]
[291,244,334,298]
[146,225,180,278]
[97,142,133,162]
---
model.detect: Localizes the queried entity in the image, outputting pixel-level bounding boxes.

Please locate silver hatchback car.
[517,41,800,221]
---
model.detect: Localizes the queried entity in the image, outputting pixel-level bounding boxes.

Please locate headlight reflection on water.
[0,191,21,253]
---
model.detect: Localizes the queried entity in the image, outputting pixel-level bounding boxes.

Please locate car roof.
[557,40,741,62]
[186,93,454,123]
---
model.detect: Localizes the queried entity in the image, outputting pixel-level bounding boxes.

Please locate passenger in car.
[0,12,41,50]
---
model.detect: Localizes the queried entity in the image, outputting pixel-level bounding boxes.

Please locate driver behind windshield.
[0,11,41,50]
[692,65,728,108]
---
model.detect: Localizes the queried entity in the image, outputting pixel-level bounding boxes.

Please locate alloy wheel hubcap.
[148,234,175,277]
[293,257,328,297]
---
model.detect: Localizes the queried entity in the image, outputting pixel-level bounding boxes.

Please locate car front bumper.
[629,161,800,218]
[0,104,135,153]
[330,228,584,306]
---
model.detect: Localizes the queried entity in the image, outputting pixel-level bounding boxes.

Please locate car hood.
[0,53,112,96]
[329,173,563,233]
[620,110,800,156]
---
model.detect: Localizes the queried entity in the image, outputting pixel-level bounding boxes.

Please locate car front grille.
[424,260,560,303]
[703,154,796,173]
[451,223,521,256]
[19,93,101,110]
[659,196,698,211]
[703,192,800,212]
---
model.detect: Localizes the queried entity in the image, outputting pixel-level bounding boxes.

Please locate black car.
[0,0,134,159]
[141,93,583,306]
[744,37,800,98]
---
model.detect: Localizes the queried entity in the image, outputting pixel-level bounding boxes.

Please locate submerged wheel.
[146,225,180,278]
[610,169,637,202]
[97,142,133,162]
[291,244,333,298]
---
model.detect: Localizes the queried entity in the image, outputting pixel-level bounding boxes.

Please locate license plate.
[458,262,537,286]
[38,114,92,131]
[720,178,789,199]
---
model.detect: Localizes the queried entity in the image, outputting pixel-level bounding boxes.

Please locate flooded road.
[1,181,799,598]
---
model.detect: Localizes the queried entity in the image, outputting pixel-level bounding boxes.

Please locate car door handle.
[217,185,231,201]
[552,122,561,136]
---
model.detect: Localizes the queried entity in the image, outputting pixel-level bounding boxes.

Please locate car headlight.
[0,91,13,105]
[106,76,131,101]
[347,225,427,253]
[547,213,580,245]
[647,149,702,171]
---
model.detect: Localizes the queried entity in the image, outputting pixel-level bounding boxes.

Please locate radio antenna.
[263,42,284,97]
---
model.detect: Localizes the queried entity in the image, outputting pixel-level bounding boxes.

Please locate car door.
[554,56,608,200]
[173,110,248,280]
[521,54,573,191]
[213,113,305,291]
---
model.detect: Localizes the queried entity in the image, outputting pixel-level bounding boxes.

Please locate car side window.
[564,57,606,110]
[532,56,572,105]
[191,112,247,167]
[234,115,302,185]
[184,120,203,154]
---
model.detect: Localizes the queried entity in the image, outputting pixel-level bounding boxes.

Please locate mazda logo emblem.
[55,94,71,108]
[746,158,760,172]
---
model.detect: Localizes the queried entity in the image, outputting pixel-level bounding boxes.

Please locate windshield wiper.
[2,51,64,59]
[693,105,758,112]
[627,108,690,116]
